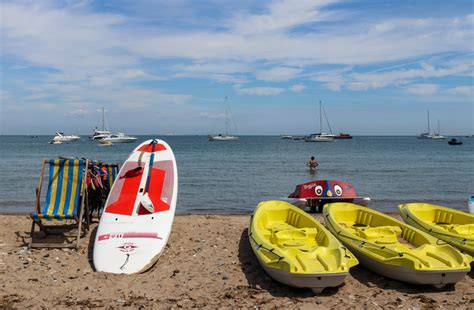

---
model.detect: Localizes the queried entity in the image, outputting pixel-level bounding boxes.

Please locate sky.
[0,0,473,135]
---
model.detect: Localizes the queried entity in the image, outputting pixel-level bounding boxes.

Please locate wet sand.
[0,214,473,309]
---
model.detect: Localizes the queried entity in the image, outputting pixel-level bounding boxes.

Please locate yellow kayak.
[323,203,471,286]
[399,203,474,256]
[249,200,358,293]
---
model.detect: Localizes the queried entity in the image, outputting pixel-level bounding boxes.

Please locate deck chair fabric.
[98,163,119,188]
[30,159,88,248]
[32,159,85,221]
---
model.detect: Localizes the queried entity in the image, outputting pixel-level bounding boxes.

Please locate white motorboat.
[52,132,80,142]
[100,133,137,143]
[280,134,293,139]
[305,101,335,142]
[209,96,239,141]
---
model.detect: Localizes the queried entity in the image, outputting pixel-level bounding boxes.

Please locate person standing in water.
[307,156,318,172]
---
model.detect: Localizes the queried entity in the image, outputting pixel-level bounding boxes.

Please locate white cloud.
[290,84,305,92]
[311,59,473,92]
[405,84,439,95]
[256,67,302,82]
[198,111,226,119]
[235,86,285,96]
[66,107,90,117]
[229,0,339,34]
[446,85,473,96]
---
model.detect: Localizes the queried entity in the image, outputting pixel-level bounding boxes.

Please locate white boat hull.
[346,242,469,286]
[256,255,349,293]
[305,136,334,142]
[208,135,239,141]
[101,137,138,143]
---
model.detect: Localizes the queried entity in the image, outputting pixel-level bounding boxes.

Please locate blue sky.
[1,0,473,135]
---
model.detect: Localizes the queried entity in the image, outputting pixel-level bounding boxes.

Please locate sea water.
[0,135,472,214]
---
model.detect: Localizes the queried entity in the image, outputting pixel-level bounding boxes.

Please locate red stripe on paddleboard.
[97,232,162,241]
[98,234,110,241]
[123,232,162,239]
[137,143,166,152]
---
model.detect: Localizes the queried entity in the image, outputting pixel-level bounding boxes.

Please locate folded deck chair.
[30,159,89,249]
[98,162,119,189]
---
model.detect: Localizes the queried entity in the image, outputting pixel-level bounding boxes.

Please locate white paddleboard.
[93,139,178,274]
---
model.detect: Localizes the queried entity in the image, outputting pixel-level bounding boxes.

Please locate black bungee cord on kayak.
[404,213,474,244]
[248,215,284,262]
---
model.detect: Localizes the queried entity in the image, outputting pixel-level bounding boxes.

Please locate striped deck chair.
[30,159,89,249]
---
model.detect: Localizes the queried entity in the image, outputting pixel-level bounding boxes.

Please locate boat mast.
[437,120,440,135]
[319,100,322,133]
[322,103,333,134]
[225,96,229,136]
[102,107,105,131]
[427,110,430,134]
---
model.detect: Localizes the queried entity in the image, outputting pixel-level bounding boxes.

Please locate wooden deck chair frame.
[29,159,89,249]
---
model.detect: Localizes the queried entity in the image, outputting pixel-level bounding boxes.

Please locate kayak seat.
[266,223,318,249]
[441,224,474,236]
[434,210,454,226]
[355,226,402,244]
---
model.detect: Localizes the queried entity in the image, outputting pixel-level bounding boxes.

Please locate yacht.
[280,134,293,139]
[305,133,335,142]
[52,132,80,142]
[91,107,111,140]
[431,120,446,139]
[209,97,239,141]
[417,111,445,139]
[305,101,335,142]
[208,134,239,141]
[100,133,137,143]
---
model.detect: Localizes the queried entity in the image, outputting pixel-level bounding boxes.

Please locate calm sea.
[0,135,472,214]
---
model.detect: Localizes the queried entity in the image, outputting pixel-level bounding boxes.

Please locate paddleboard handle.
[140,140,157,213]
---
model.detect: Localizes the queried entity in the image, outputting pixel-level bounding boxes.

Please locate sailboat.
[417,111,446,140]
[91,107,111,140]
[305,100,335,142]
[209,97,239,141]
[417,111,433,139]
[431,120,446,140]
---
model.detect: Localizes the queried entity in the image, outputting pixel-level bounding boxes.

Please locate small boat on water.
[91,107,111,140]
[417,112,445,139]
[99,140,114,146]
[52,131,80,142]
[399,203,474,256]
[304,133,334,142]
[448,138,463,145]
[280,134,293,139]
[334,133,352,139]
[249,200,358,293]
[324,203,472,287]
[208,134,239,141]
[100,133,137,143]
[305,101,335,143]
[209,97,239,142]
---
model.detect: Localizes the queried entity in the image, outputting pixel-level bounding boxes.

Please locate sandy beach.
[0,213,473,309]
